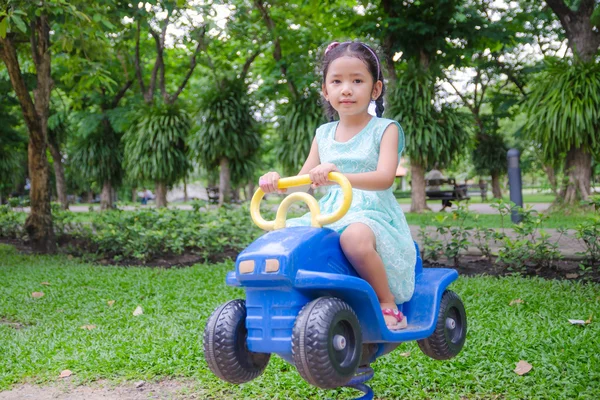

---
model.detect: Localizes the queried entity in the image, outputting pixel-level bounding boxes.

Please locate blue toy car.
[204,173,467,398]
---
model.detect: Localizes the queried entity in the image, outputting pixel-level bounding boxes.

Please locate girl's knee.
[340,223,376,257]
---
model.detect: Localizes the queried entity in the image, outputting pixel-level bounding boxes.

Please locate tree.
[53,0,134,210]
[523,0,600,205]
[125,0,207,207]
[47,108,69,209]
[363,0,479,212]
[0,1,65,252]
[525,58,600,204]
[192,75,261,205]
[252,0,340,175]
[124,102,190,206]
[386,61,472,211]
[0,79,27,204]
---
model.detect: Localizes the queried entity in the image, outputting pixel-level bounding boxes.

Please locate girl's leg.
[340,223,405,330]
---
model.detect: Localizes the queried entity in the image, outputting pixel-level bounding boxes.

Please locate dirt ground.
[0,379,212,400]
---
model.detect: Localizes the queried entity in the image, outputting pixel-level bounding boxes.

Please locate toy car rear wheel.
[203,299,270,384]
[417,290,466,360]
[292,296,362,389]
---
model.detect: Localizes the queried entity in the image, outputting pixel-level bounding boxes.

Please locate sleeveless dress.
[287,117,416,304]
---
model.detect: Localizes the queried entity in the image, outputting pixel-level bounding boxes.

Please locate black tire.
[203,299,270,384]
[417,290,467,360]
[292,296,362,389]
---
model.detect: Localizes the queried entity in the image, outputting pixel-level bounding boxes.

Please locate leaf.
[133,306,143,316]
[107,300,115,307]
[0,17,7,38]
[10,14,27,33]
[514,360,532,376]
[399,352,411,357]
[59,370,72,378]
[41,282,51,286]
[568,319,589,325]
[80,324,96,330]
[509,299,524,306]
[31,292,44,298]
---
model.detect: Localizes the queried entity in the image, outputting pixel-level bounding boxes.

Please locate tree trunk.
[490,173,502,199]
[247,180,256,202]
[559,146,592,206]
[100,181,113,210]
[155,181,168,208]
[410,161,428,213]
[183,178,188,202]
[219,157,231,206]
[132,187,137,203]
[0,18,56,253]
[47,141,68,210]
[543,164,558,195]
[545,0,600,63]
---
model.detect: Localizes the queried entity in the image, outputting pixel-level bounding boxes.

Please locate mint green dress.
[287,117,416,304]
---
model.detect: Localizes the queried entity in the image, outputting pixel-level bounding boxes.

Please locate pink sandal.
[382,308,408,330]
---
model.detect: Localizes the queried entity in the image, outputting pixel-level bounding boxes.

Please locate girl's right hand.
[258,171,286,194]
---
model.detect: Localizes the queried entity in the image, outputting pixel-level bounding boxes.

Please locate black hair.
[321,41,385,121]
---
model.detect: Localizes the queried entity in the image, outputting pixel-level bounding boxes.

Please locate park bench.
[206,186,219,204]
[425,178,470,206]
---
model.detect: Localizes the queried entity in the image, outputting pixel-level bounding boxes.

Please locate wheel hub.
[446,317,456,330]
[333,334,347,350]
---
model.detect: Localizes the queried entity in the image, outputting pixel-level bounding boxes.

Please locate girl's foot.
[381,303,407,331]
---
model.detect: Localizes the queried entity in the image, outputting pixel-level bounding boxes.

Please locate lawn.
[1,243,599,399]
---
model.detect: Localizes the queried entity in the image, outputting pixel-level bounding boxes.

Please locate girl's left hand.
[309,163,339,188]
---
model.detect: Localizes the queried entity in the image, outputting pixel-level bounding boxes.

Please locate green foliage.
[573,196,600,267]
[471,131,509,176]
[490,200,564,271]
[124,102,190,185]
[0,78,27,197]
[191,77,261,186]
[387,62,473,168]
[69,109,125,187]
[275,92,328,175]
[525,58,600,163]
[419,204,472,267]
[0,205,24,239]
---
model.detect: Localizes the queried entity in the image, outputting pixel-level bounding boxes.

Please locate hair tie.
[325,42,340,55]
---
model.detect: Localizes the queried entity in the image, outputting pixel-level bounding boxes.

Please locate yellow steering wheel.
[250,172,352,230]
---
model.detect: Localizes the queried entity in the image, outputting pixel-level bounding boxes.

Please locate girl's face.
[322,55,382,118]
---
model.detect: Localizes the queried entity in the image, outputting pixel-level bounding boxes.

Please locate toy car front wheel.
[418,290,467,360]
[292,296,362,389]
[203,299,270,384]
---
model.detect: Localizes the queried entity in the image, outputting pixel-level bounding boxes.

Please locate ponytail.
[375,97,385,118]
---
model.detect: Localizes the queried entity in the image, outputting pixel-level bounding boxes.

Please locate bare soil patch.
[0,379,213,400]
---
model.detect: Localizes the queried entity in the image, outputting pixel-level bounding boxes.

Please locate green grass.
[0,243,599,398]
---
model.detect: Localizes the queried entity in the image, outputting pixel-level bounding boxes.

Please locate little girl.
[259,41,416,330]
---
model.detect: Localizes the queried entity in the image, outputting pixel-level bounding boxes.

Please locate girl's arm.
[344,123,399,191]
[298,137,321,175]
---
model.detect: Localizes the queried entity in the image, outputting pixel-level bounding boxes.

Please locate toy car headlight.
[265,259,280,273]
[239,260,255,274]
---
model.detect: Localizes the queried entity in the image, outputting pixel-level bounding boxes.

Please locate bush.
[0,205,24,239]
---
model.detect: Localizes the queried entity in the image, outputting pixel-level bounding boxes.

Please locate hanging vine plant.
[524,58,600,204]
[123,102,190,203]
[190,76,261,201]
[386,62,472,169]
[275,90,328,175]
